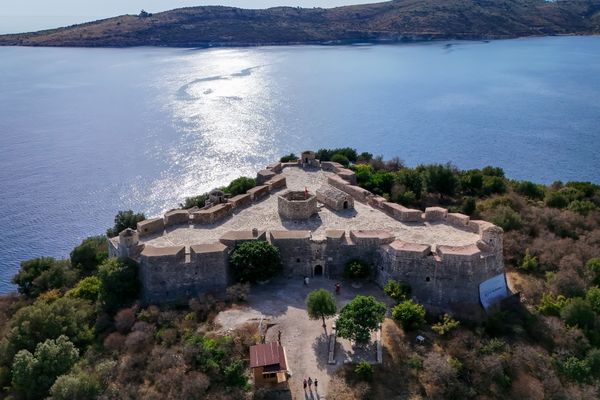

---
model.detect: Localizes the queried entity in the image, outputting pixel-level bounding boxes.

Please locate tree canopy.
[98,257,139,312]
[306,289,337,328]
[229,241,281,283]
[69,236,108,276]
[106,210,145,237]
[336,295,386,344]
[392,300,426,331]
[12,335,79,400]
[12,257,78,299]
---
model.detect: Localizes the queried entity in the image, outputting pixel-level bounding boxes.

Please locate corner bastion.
[109,152,506,315]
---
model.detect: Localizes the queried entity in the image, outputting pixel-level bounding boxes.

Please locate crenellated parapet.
[109,151,505,312]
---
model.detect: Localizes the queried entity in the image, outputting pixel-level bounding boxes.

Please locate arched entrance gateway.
[343,201,349,209]
[313,265,323,277]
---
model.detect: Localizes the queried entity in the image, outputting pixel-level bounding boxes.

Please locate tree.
[331,153,350,167]
[344,260,370,281]
[106,210,145,237]
[65,276,102,302]
[280,153,298,162]
[49,371,100,400]
[98,257,139,312]
[383,279,411,302]
[306,289,337,328]
[223,176,256,196]
[229,241,281,283]
[392,300,426,331]
[12,335,79,400]
[3,297,94,363]
[12,257,78,298]
[420,163,458,198]
[336,295,386,344]
[69,236,108,276]
[585,287,600,314]
[560,298,596,331]
[182,193,208,209]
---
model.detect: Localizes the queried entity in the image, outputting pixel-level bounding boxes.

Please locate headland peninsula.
[0,0,599,48]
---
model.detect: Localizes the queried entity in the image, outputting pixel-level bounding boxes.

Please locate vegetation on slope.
[0,0,599,47]
[0,148,599,398]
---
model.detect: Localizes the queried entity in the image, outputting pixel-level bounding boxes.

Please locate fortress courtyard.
[139,167,479,250]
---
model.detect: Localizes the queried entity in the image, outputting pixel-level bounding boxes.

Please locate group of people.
[303,377,318,391]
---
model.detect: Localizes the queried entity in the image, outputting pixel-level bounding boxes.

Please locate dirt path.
[215,277,393,399]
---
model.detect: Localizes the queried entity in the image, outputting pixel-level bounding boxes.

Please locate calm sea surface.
[1,36,599,292]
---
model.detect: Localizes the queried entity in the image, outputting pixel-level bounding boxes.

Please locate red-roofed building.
[249,342,289,386]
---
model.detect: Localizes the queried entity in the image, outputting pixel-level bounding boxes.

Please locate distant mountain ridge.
[1,0,599,47]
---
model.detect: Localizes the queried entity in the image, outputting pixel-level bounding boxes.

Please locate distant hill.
[1,0,599,47]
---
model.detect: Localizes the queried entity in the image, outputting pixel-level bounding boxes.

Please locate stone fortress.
[109,151,506,315]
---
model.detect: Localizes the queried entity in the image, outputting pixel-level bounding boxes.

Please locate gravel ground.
[142,167,478,250]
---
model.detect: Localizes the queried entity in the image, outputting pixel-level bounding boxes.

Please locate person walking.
[303,378,307,391]
[314,378,318,391]
[308,377,313,389]
[303,276,308,286]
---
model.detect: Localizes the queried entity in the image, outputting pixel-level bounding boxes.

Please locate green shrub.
[586,348,600,378]
[69,236,108,276]
[354,360,373,381]
[330,153,350,167]
[419,163,458,198]
[490,206,523,231]
[513,180,545,200]
[560,298,596,331]
[482,166,505,178]
[223,360,248,388]
[106,210,145,237]
[316,147,357,162]
[223,176,255,196]
[357,152,373,163]
[343,260,370,280]
[482,175,507,195]
[559,356,590,383]
[182,194,208,209]
[407,355,423,370]
[65,276,102,302]
[280,153,298,162]
[459,170,483,194]
[383,279,411,302]
[12,257,78,299]
[545,191,569,209]
[49,371,100,400]
[3,297,94,363]
[461,196,476,215]
[585,287,600,314]
[587,258,600,285]
[229,241,281,283]
[480,338,507,355]
[519,249,539,273]
[98,258,139,312]
[431,314,460,336]
[392,300,426,331]
[537,293,569,316]
[568,199,596,215]
[12,336,79,400]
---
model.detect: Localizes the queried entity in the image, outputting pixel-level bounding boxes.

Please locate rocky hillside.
[1,0,599,47]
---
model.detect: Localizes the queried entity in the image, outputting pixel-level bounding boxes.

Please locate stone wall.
[247,185,270,201]
[164,209,190,227]
[137,218,165,237]
[139,243,228,304]
[269,231,313,277]
[192,203,232,225]
[316,185,354,211]
[277,190,318,220]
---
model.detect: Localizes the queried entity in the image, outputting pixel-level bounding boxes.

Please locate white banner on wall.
[479,273,509,310]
